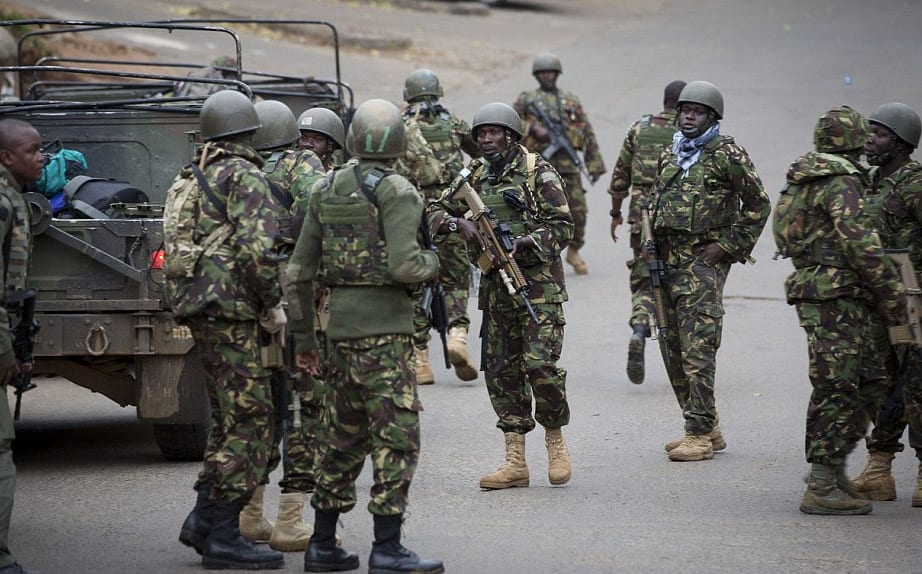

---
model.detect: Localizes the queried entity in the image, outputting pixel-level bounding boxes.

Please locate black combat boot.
[368,514,443,574]
[179,483,215,555]
[304,510,359,572]
[626,323,649,385]
[202,501,285,570]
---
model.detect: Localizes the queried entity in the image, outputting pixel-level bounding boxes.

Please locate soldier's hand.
[296,349,321,377]
[260,303,288,334]
[530,122,549,141]
[610,214,623,243]
[0,361,20,387]
[456,218,484,250]
[697,242,728,266]
[510,236,535,256]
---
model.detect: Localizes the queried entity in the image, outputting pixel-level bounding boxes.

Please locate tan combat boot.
[801,463,872,515]
[447,326,478,381]
[240,484,274,542]
[913,462,922,508]
[665,424,726,453]
[851,451,896,501]
[545,427,572,485]
[269,492,312,552]
[414,347,434,385]
[667,433,714,462]
[479,432,529,490]
[565,247,588,275]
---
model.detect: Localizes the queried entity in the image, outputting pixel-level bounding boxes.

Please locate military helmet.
[199,90,261,142]
[868,102,921,149]
[677,81,724,120]
[251,100,299,151]
[532,53,562,75]
[403,69,443,102]
[471,102,524,141]
[814,105,869,153]
[298,107,345,149]
[345,99,406,159]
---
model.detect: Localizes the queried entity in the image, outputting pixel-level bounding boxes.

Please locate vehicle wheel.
[153,422,208,461]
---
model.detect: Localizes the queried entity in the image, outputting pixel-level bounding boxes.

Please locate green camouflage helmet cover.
[471,102,524,141]
[298,107,345,149]
[869,102,921,148]
[345,98,406,159]
[814,105,869,153]
[252,100,299,151]
[678,80,724,120]
[199,90,261,142]
[532,52,562,75]
[403,69,443,102]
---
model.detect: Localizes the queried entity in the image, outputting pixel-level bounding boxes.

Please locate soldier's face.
[0,126,44,186]
[678,103,712,138]
[299,131,330,157]
[865,123,897,166]
[476,125,508,158]
[535,71,558,91]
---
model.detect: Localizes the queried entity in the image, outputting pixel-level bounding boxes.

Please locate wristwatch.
[447,217,459,233]
[609,209,622,218]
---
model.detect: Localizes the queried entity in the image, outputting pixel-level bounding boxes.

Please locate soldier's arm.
[608,124,637,203]
[526,162,574,261]
[0,197,14,369]
[380,177,439,284]
[286,188,322,354]
[717,145,770,262]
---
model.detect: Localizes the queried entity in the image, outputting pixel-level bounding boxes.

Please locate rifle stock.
[639,202,682,383]
[455,169,538,323]
[527,103,590,179]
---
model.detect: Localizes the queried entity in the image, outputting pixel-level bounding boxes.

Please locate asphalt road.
[8,0,922,573]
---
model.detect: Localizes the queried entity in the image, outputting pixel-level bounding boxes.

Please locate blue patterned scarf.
[672,123,720,174]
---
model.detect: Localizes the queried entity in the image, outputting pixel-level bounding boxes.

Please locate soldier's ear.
[0,148,11,170]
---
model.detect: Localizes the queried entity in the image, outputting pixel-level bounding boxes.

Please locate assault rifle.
[527,103,590,179]
[639,201,683,384]
[5,288,39,420]
[452,168,539,324]
[419,216,451,368]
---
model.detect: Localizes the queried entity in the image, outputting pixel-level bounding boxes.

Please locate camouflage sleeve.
[224,164,282,311]
[826,176,901,313]
[395,121,443,189]
[607,122,638,200]
[426,174,471,235]
[527,160,574,260]
[573,98,606,177]
[288,150,327,203]
[286,184,322,353]
[715,143,770,262]
[0,195,13,367]
[378,175,439,284]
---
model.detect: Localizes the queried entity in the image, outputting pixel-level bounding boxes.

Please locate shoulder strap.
[190,163,227,220]
[525,152,537,192]
[354,165,392,206]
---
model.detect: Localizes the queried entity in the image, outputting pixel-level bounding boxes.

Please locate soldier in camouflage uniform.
[400,69,481,385]
[287,99,443,574]
[167,90,286,570]
[513,53,606,275]
[237,101,344,553]
[0,118,44,574]
[608,80,686,385]
[428,102,575,490]
[850,102,922,507]
[773,105,904,515]
[650,81,770,462]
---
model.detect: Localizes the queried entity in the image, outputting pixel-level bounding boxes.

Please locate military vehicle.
[0,19,352,460]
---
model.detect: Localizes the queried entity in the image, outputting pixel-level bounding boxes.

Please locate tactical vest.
[773,153,859,268]
[632,114,678,188]
[163,153,234,279]
[877,162,922,248]
[654,135,739,234]
[0,186,31,294]
[413,108,463,182]
[316,164,393,287]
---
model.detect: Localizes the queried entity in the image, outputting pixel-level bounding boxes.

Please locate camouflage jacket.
[871,160,922,283]
[775,151,901,311]
[0,166,30,368]
[165,140,282,320]
[261,148,329,244]
[402,102,479,200]
[652,134,769,262]
[394,120,445,192]
[608,108,679,224]
[428,145,573,309]
[514,88,606,177]
[286,158,439,350]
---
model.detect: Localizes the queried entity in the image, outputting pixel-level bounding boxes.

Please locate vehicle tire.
[153,422,208,461]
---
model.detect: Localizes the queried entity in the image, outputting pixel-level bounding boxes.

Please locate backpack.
[772,182,810,260]
[34,141,88,198]
[58,175,149,219]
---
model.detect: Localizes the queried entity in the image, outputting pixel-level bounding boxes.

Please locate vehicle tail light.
[151,249,166,270]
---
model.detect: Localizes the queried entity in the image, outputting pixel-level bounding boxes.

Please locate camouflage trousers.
[188,317,274,504]
[627,226,654,329]
[413,232,473,348]
[864,329,922,459]
[483,300,569,434]
[795,299,890,466]
[310,334,421,516]
[264,369,325,493]
[560,172,587,251]
[661,242,730,435]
